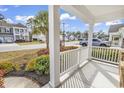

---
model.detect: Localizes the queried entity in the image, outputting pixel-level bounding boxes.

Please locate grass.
[0,46,78,65]
[16,41,44,45]
[0,49,40,64]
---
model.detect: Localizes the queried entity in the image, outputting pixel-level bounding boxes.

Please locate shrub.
[35,55,49,75]
[60,46,78,52]
[0,62,20,74]
[25,59,36,71]
[37,46,78,56]
[37,48,49,56]
[25,55,49,75]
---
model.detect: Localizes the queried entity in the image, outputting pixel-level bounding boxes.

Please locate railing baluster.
[108,49,111,61]
[101,47,103,59]
[111,49,114,62]
[92,47,119,64]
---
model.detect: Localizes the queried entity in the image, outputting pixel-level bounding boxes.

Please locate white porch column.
[88,23,94,61]
[48,5,60,87]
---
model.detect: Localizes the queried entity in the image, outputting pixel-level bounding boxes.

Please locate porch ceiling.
[61,5,124,24]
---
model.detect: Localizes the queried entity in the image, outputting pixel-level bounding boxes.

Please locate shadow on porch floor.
[58,60,119,88]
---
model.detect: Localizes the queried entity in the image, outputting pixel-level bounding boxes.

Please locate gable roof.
[12,23,27,28]
[0,21,27,28]
[109,24,124,33]
[0,21,13,27]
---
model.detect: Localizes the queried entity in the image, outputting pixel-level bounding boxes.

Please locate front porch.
[44,47,119,88]
[48,5,124,88]
[60,60,119,88]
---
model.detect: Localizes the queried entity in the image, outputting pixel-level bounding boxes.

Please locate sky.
[0,5,124,34]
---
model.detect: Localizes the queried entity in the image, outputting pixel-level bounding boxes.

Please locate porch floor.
[44,60,119,88]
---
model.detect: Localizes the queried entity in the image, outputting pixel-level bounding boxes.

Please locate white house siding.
[0,35,14,43]
[32,34,46,41]
[109,29,124,47]
[0,26,14,43]
[13,27,29,41]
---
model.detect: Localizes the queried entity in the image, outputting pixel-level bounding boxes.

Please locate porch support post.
[48,5,60,87]
[88,23,94,61]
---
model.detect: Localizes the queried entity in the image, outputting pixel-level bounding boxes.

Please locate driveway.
[0,41,80,52]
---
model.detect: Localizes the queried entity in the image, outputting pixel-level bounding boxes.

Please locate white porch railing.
[60,46,120,76]
[92,46,120,64]
[60,47,87,75]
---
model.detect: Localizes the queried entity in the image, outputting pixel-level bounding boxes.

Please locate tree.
[0,14,5,21]
[93,30,109,40]
[26,18,34,41]
[75,31,81,39]
[82,31,88,39]
[32,11,49,48]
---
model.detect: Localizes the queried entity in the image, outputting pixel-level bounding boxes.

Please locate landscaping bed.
[0,46,78,87]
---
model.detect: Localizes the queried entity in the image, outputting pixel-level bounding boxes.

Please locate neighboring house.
[109,24,124,47]
[60,34,69,41]
[32,34,46,41]
[0,21,29,43]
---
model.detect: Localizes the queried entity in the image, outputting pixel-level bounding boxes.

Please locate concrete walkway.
[4,77,40,88]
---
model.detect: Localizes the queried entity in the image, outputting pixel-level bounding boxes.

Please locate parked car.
[79,38,111,47]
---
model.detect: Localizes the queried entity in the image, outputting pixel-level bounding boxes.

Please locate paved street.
[0,41,80,52]
[0,43,46,52]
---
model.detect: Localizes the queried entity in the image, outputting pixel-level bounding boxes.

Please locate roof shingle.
[109,24,124,33]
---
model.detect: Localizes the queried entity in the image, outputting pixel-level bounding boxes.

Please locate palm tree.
[33,11,49,48]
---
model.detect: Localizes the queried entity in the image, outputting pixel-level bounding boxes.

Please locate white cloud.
[85,24,89,27]
[6,18,14,23]
[0,8,8,12]
[60,13,76,20]
[15,15,34,22]
[106,20,123,26]
[95,23,102,26]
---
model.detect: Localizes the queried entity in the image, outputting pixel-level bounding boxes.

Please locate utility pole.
[62,23,65,46]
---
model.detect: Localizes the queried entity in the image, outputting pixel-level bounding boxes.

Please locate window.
[93,39,100,42]
[1,27,6,33]
[112,36,120,45]
[20,29,24,33]
[15,29,19,34]
[114,37,119,41]
[6,28,10,33]
[10,28,13,33]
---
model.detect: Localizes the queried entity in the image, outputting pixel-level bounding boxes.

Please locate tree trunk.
[46,32,49,49]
